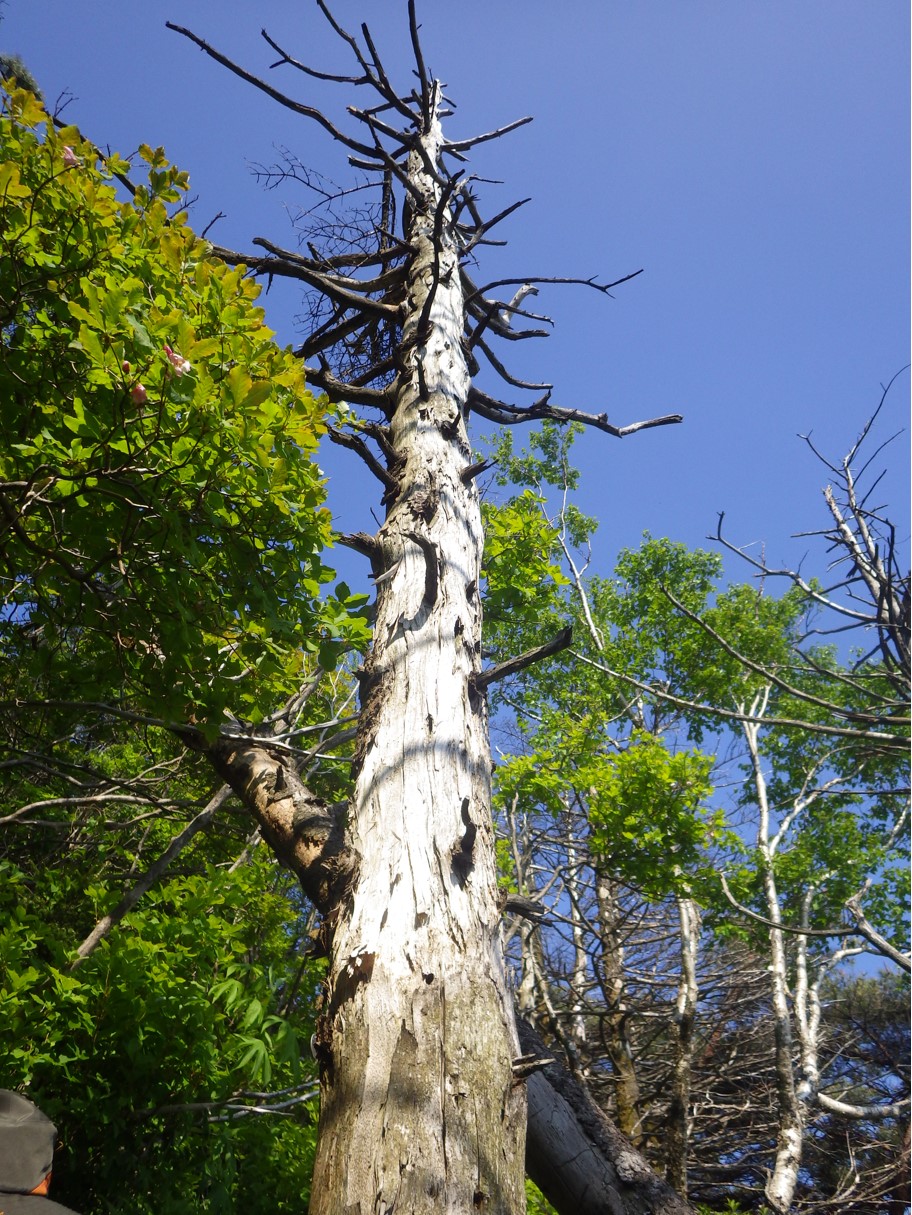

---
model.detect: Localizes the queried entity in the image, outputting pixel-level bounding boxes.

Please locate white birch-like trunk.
[566,827,591,1065]
[308,90,525,1215]
[793,890,821,1109]
[665,895,700,1195]
[743,703,804,1215]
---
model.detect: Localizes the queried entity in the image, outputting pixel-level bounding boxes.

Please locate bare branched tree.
[714,370,910,736]
[163,5,685,1214]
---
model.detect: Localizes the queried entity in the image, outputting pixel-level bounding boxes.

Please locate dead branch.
[326,426,399,493]
[457,196,532,256]
[460,458,496,484]
[406,0,431,123]
[844,894,911,972]
[261,27,361,85]
[568,650,908,753]
[473,626,573,692]
[713,375,910,694]
[305,365,396,410]
[70,785,233,967]
[718,874,861,942]
[208,738,356,913]
[165,23,380,160]
[311,1,413,125]
[444,115,534,154]
[474,335,552,392]
[360,420,398,463]
[468,386,683,438]
[298,310,376,362]
[464,269,644,306]
[816,1091,911,1120]
[209,241,400,319]
[660,586,910,727]
[336,531,382,561]
[135,1081,321,1123]
[249,237,406,294]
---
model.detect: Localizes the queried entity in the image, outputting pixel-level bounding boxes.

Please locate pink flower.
[122,360,131,374]
[131,383,149,406]
[62,146,80,168]
[163,344,191,376]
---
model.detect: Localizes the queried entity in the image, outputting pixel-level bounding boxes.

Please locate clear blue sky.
[2,1,909,590]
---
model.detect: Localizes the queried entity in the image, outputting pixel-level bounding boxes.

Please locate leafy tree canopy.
[0,85,369,1213]
[0,86,367,728]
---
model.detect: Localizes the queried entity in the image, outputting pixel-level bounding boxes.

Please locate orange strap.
[31,1172,52,1196]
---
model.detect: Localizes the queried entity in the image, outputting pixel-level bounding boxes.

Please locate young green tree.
[0,87,361,727]
[482,416,908,1213]
[0,840,326,1214]
[483,434,730,1199]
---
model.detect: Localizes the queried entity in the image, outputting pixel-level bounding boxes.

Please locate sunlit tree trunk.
[167,13,684,1210]
[566,820,592,1067]
[308,89,525,1215]
[743,696,804,1215]
[665,895,700,1195]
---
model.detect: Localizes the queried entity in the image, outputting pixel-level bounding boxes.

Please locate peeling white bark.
[308,90,525,1215]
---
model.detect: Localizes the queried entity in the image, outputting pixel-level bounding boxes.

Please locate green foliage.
[488,426,906,957]
[586,538,717,725]
[487,419,597,549]
[496,721,720,899]
[525,1178,558,1214]
[0,87,366,725]
[0,90,365,1211]
[586,731,720,896]
[482,489,568,627]
[0,653,358,1213]
[485,517,733,902]
[584,536,810,730]
[0,851,323,1213]
[695,1201,763,1215]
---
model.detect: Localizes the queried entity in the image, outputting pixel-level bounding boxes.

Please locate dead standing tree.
[169,6,683,1213]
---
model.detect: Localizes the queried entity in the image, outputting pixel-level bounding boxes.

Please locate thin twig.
[70,785,233,967]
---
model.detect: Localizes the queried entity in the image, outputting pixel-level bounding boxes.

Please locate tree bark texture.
[665,896,700,1196]
[209,739,353,916]
[205,735,702,1214]
[308,92,525,1215]
[519,1019,693,1215]
[596,876,644,1143]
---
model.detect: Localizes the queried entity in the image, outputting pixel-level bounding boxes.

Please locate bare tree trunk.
[308,89,525,1215]
[566,822,592,1067]
[519,1019,693,1215]
[665,895,700,1195]
[743,703,804,1215]
[596,876,644,1143]
[166,14,684,1211]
